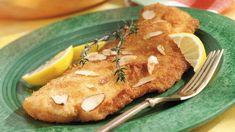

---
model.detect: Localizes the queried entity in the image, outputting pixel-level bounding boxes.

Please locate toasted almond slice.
[157,45,166,55]
[85,84,95,88]
[119,55,137,66]
[144,31,163,40]
[147,55,159,74]
[102,49,117,56]
[142,10,155,20]
[133,76,155,88]
[121,51,133,55]
[75,70,99,76]
[99,77,109,85]
[81,93,105,112]
[86,52,107,61]
[51,95,68,105]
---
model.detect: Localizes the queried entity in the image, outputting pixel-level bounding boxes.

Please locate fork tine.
[181,49,223,95]
[182,50,218,93]
[188,49,223,94]
[180,50,216,93]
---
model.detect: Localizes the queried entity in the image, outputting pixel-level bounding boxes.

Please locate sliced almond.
[121,51,133,55]
[147,55,159,74]
[81,93,105,112]
[75,70,99,76]
[85,84,95,88]
[142,10,155,20]
[144,31,163,40]
[51,95,68,105]
[157,45,166,55]
[99,78,109,85]
[133,76,155,88]
[102,49,117,56]
[119,55,137,66]
[86,52,107,61]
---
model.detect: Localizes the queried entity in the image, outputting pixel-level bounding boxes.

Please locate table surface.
[0,0,234,131]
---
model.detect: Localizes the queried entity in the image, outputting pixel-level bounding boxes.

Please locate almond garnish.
[133,76,155,88]
[81,93,105,112]
[144,31,163,40]
[75,70,99,76]
[102,49,117,56]
[85,84,95,88]
[121,51,133,55]
[157,45,166,55]
[86,52,107,61]
[142,10,155,20]
[99,78,109,85]
[51,95,68,105]
[119,55,137,66]
[147,55,159,74]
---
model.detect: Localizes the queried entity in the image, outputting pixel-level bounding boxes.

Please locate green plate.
[0,6,235,132]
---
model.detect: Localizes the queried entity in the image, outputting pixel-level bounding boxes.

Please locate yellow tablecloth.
[0,0,234,131]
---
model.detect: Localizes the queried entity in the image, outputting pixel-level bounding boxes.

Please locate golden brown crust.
[140,3,199,33]
[23,3,198,123]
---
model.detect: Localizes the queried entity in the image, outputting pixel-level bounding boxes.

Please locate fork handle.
[97,96,181,132]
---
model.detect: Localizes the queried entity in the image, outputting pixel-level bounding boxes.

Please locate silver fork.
[97,49,223,132]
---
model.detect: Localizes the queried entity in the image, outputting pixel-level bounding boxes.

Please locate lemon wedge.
[169,33,206,72]
[73,41,106,61]
[22,46,74,86]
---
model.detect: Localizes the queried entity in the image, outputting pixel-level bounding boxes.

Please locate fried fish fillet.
[23,4,199,123]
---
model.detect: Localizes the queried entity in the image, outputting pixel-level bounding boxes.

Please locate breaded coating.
[23,3,199,123]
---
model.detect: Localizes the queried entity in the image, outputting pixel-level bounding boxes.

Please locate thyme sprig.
[79,40,97,66]
[78,20,138,82]
[112,20,138,82]
[113,40,126,82]
[79,35,109,66]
